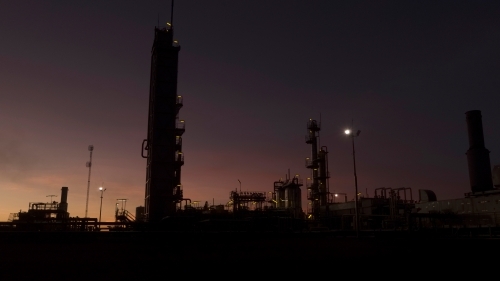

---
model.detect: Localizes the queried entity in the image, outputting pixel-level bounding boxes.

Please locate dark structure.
[465,110,493,193]
[229,190,268,212]
[11,186,70,222]
[5,187,99,231]
[272,174,303,218]
[142,6,186,222]
[135,206,145,221]
[305,119,330,219]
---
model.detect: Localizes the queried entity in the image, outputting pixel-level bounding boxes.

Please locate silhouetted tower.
[465,110,493,193]
[305,119,330,219]
[142,2,184,222]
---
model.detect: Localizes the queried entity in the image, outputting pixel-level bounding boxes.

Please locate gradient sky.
[1,0,499,221]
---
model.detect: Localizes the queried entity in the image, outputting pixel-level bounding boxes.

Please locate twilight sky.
[1,0,499,221]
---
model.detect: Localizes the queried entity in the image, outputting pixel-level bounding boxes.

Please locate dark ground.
[0,230,498,279]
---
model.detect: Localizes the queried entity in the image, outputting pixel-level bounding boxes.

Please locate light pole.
[85,145,94,218]
[98,186,106,225]
[345,129,361,237]
[238,179,241,193]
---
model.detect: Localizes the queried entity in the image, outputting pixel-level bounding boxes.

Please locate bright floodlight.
[99,187,103,191]
[335,194,338,197]
[345,129,351,135]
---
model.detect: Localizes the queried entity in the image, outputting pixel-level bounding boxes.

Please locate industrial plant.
[2,5,500,238]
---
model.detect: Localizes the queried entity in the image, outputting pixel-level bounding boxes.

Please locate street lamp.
[345,128,361,237]
[98,186,106,225]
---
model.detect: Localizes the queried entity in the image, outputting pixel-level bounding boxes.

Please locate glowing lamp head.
[99,187,103,191]
[345,129,351,135]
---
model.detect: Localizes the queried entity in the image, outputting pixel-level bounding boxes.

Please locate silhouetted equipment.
[418,189,437,203]
[272,173,303,218]
[142,11,186,222]
[136,206,145,221]
[3,2,500,236]
[115,199,136,228]
[305,119,330,219]
[5,186,99,231]
[229,190,267,212]
[85,145,94,218]
[16,186,70,220]
[465,110,493,193]
[59,186,68,213]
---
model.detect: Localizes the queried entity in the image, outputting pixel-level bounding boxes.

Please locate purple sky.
[1,0,499,221]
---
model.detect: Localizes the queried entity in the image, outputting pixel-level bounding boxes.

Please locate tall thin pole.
[99,191,103,222]
[99,185,105,226]
[352,135,359,238]
[170,0,174,26]
[85,145,94,218]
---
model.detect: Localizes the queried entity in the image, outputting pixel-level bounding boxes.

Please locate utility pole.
[85,145,94,218]
[98,185,106,226]
[345,129,361,238]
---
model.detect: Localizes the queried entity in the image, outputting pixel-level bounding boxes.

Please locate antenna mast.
[170,0,175,27]
[85,145,94,218]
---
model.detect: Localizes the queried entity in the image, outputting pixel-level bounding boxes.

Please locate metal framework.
[142,20,185,222]
[305,119,330,219]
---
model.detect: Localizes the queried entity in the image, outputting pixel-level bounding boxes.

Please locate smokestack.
[59,186,68,212]
[465,110,493,193]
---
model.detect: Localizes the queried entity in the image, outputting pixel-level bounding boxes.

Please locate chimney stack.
[465,110,493,193]
[59,186,68,212]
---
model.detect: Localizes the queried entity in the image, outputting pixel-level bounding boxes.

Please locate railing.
[305,158,317,168]
[174,185,183,197]
[7,213,18,222]
[175,152,184,163]
[230,191,268,201]
[307,119,320,131]
[29,202,59,211]
[176,120,185,130]
[176,95,183,107]
[124,210,136,222]
[175,136,182,146]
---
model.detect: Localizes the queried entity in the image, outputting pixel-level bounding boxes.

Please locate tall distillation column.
[305,119,330,219]
[142,13,185,222]
[317,146,330,206]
